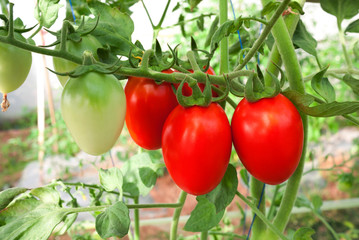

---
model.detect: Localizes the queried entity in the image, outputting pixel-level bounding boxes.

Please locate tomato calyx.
[49,50,121,79]
[244,65,281,103]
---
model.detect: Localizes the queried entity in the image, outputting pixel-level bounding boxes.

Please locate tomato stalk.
[133,197,140,240]
[170,191,187,240]
[259,0,308,238]
[337,19,353,69]
[200,231,209,240]
[219,0,229,74]
[249,178,266,240]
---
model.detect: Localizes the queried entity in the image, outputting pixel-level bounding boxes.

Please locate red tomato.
[174,66,218,97]
[162,103,232,195]
[231,94,304,185]
[125,69,178,150]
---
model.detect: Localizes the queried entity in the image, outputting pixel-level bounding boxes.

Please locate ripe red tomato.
[174,66,218,97]
[125,69,178,150]
[162,103,232,195]
[231,94,304,185]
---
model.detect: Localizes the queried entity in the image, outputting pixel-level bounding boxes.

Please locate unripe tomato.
[174,66,218,97]
[61,72,126,156]
[53,35,102,86]
[231,94,304,185]
[0,40,32,94]
[125,70,178,150]
[162,103,232,195]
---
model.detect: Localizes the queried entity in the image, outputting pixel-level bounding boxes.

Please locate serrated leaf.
[138,167,157,188]
[311,66,335,103]
[320,0,359,24]
[34,0,63,28]
[343,74,359,95]
[99,167,123,192]
[0,198,40,226]
[205,16,219,48]
[121,153,159,197]
[311,195,322,213]
[205,164,238,213]
[87,1,136,56]
[0,188,27,211]
[95,202,130,239]
[283,90,359,117]
[293,20,317,57]
[210,18,242,53]
[184,197,224,232]
[345,19,359,33]
[293,227,315,240]
[30,187,60,205]
[0,204,69,240]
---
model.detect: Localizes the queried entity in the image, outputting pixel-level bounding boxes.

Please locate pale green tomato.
[53,35,102,86]
[0,42,32,94]
[61,72,126,156]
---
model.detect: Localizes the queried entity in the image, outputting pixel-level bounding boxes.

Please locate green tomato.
[61,72,126,156]
[337,174,354,192]
[53,35,102,86]
[0,41,32,94]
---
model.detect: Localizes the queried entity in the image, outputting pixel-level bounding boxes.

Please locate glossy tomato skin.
[53,35,102,87]
[174,67,218,97]
[231,94,304,185]
[125,69,178,150]
[0,35,32,94]
[162,103,232,195]
[61,72,126,156]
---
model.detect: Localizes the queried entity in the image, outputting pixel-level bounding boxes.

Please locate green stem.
[209,231,246,239]
[236,191,289,240]
[160,13,216,30]
[234,0,291,71]
[302,68,359,81]
[250,178,266,240]
[313,211,340,240]
[337,19,353,69]
[140,0,155,28]
[133,197,140,240]
[0,0,9,17]
[219,0,229,74]
[267,185,280,221]
[170,191,187,240]
[156,0,171,28]
[201,231,208,240]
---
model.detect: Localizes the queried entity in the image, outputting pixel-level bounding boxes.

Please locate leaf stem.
[313,211,340,240]
[250,178,266,240]
[140,0,155,28]
[201,231,208,240]
[156,0,171,28]
[234,0,292,71]
[170,191,187,240]
[337,19,353,69]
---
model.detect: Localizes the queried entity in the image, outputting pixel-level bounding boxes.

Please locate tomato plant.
[125,69,178,150]
[0,34,31,94]
[231,94,304,185]
[61,72,126,156]
[162,103,232,195]
[53,35,102,86]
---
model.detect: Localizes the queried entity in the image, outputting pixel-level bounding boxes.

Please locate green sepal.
[212,74,230,102]
[230,78,245,97]
[176,75,212,107]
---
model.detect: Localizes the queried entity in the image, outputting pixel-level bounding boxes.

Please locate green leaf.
[179,14,186,37]
[289,1,305,15]
[343,74,359,95]
[139,167,157,188]
[205,16,219,48]
[99,167,123,192]
[34,0,63,28]
[283,90,359,117]
[293,20,318,57]
[261,1,280,16]
[311,195,323,213]
[345,19,359,33]
[196,14,204,31]
[0,187,27,211]
[189,0,202,10]
[184,197,225,232]
[87,1,136,56]
[205,164,238,213]
[95,202,130,239]
[210,18,242,54]
[294,195,311,209]
[172,2,181,12]
[0,198,41,225]
[121,153,160,197]
[0,204,69,240]
[30,187,60,205]
[293,227,315,240]
[320,0,359,24]
[311,66,335,103]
